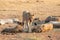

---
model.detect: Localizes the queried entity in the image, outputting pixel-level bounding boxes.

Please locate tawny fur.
[40,23,53,32]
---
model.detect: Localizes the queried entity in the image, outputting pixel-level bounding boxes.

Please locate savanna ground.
[0,29,60,40]
[0,0,60,40]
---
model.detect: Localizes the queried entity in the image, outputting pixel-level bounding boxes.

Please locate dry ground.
[0,29,60,40]
[0,0,60,40]
[0,0,60,20]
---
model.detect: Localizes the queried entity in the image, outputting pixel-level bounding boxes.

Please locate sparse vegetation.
[56,4,60,6]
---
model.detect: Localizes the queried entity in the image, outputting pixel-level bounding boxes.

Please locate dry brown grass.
[0,0,60,20]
